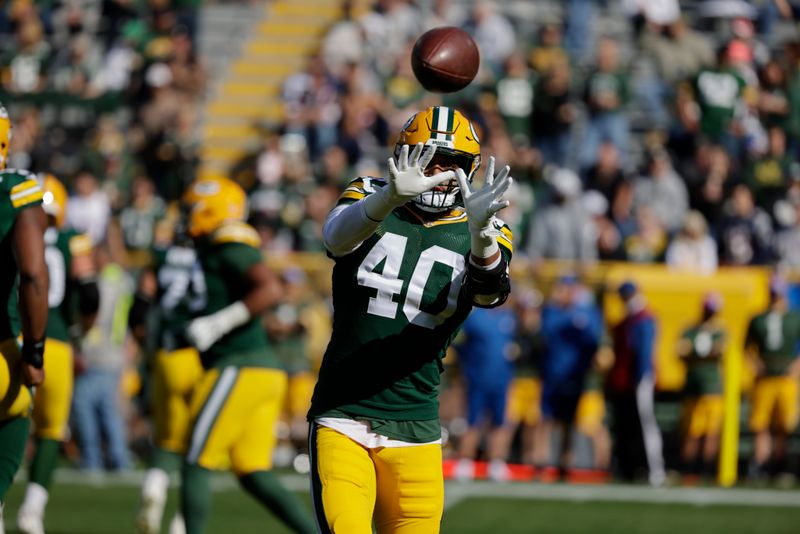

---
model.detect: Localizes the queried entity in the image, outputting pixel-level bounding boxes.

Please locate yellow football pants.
[750,376,799,433]
[32,338,73,440]
[153,347,203,452]
[0,338,32,421]
[683,395,724,438]
[185,366,287,475]
[505,377,541,426]
[576,390,606,435]
[309,423,444,534]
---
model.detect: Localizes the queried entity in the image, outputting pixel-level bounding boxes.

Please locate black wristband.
[462,255,511,309]
[22,339,45,369]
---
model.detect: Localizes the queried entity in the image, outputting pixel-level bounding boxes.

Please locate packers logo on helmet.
[39,173,68,228]
[0,103,11,170]
[395,106,481,211]
[183,176,248,237]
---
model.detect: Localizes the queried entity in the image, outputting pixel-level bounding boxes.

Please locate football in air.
[411,26,480,93]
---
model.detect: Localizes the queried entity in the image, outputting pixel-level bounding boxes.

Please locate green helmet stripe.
[444,107,454,140]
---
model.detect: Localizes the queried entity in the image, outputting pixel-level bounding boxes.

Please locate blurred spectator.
[575,354,612,471]
[776,197,800,266]
[607,281,665,486]
[632,147,689,233]
[678,293,727,480]
[119,176,165,265]
[584,141,627,209]
[584,190,624,260]
[640,17,714,86]
[745,275,800,482]
[564,0,596,63]
[464,0,515,76]
[359,0,418,78]
[758,60,790,131]
[72,245,132,471]
[321,1,363,77]
[506,288,545,466]
[531,58,576,167]
[580,37,631,170]
[689,144,735,233]
[2,19,50,93]
[623,205,668,263]
[524,167,597,265]
[453,306,518,482]
[718,184,775,265]
[528,23,568,76]
[65,170,112,244]
[494,51,535,145]
[744,126,793,213]
[539,276,602,478]
[666,210,719,274]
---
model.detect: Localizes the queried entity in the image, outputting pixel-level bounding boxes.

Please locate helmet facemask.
[394,106,482,212]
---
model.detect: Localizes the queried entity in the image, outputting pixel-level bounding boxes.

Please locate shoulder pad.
[212,221,261,248]
[492,217,513,255]
[3,169,43,209]
[68,233,93,256]
[337,176,387,204]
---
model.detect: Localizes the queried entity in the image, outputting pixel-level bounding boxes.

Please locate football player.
[0,104,49,533]
[678,293,727,480]
[131,214,205,534]
[746,276,800,481]
[307,106,513,533]
[16,175,99,534]
[180,177,315,534]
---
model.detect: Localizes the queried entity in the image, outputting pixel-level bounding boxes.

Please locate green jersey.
[693,67,746,139]
[152,241,206,351]
[308,177,514,426]
[0,169,44,341]
[196,221,278,369]
[747,310,800,376]
[44,227,92,341]
[681,322,726,395]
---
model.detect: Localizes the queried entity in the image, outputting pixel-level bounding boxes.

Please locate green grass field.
[3,473,800,533]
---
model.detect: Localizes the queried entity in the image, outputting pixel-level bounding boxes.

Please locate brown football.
[411,26,480,93]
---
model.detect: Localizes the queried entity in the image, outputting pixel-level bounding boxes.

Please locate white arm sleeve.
[323,202,382,257]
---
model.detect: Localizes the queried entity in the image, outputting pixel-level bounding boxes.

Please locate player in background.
[0,103,49,534]
[678,293,727,481]
[746,276,800,482]
[131,214,205,534]
[307,106,513,533]
[16,175,99,534]
[181,177,315,534]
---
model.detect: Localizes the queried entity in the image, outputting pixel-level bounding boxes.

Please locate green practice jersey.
[0,169,44,341]
[681,322,726,395]
[747,310,800,376]
[152,240,206,351]
[308,177,514,424]
[44,227,92,341]
[196,221,278,369]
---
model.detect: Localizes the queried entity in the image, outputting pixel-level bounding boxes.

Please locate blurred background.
[5,0,800,531]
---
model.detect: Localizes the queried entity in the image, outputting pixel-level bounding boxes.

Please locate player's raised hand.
[385,143,455,204]
[456,156,512,237]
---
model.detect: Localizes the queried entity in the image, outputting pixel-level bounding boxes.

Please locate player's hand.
[455,156,512,238]
[385,143,455,205]
[22,362,44,387]
[186,315,224,352]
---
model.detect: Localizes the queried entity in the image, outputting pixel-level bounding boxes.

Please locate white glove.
[186,301,250,352]
[363,143,456,221]
[456,156,513,240]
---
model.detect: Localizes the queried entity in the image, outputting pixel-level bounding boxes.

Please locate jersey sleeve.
[6,171,44,213]
[492,217,513,260]
[335,176,387,207]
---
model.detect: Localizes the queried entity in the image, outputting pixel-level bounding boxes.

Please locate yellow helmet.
[40,173,68,228]
[0,103,11,170]
[182,176,248,237]
[395,106,481,210]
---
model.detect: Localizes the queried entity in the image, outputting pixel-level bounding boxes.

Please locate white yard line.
[41,469,800,508]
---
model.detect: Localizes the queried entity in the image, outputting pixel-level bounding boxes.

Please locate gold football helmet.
[0,103,10,170]
[40,173,68,228]
[395,106,481,210]
[183,176,248,237]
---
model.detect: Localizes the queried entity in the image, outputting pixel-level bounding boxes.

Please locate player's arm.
[69,234,99,334]
[12,206,49,386]
[187,239,281,352]
[129,267,157,346]
[456,157,513,308]
[744,318,764,376]
[323,143,455,257]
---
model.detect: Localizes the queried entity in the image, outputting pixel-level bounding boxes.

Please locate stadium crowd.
[4,0,800,500]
